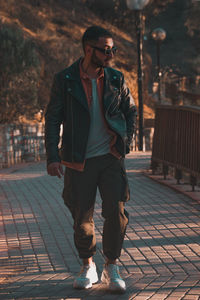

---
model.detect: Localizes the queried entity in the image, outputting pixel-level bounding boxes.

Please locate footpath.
[0,152,200,300]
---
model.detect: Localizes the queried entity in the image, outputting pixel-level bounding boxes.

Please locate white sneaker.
[101,264,126,293]
[73,262,98,289]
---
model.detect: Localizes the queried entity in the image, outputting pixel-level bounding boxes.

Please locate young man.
[45,26,137,293]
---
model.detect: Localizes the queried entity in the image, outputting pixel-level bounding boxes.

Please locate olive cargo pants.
[62,153,129,260]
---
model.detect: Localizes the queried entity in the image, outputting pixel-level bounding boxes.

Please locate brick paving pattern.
[0,152,200,299]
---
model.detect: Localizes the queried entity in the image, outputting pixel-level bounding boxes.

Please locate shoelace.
[79,265,92,277]
[108,266,121,279]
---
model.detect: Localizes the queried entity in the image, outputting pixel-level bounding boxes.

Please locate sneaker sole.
[73,283,92,289]
[101,271,126,294]
[73,275,99,290]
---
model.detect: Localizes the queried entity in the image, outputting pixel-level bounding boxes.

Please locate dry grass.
[0,0,154,120]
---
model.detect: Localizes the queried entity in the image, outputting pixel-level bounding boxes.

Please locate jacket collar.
[64,57,121,82]
[65,57,82,81]
[103,67,121,112]
[64,58,121,112]
[64,58,89,110]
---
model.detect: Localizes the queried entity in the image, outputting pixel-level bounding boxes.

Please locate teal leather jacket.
[45,58,137,165]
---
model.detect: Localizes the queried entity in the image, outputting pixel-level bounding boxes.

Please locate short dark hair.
[82,26,113,52]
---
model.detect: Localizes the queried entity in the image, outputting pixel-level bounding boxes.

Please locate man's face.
[90,37,115,68]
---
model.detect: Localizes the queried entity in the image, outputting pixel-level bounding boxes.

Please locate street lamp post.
[126,0,150,151]
[152,28,166,103]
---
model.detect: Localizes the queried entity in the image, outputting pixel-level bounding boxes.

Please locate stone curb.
[143,170,200,202]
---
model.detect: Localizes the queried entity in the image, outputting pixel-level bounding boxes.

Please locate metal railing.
[151,105,200,190]
[0,124,45,168]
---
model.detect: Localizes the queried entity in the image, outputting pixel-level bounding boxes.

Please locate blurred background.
[1,0,200,123]
[0,0,200,168]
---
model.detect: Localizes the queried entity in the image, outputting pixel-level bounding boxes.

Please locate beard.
[91,51,112,68]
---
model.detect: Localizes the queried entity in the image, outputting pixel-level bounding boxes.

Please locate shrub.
[0,23,41,123]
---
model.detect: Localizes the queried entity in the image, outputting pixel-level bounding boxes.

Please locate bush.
[0,23,41,123]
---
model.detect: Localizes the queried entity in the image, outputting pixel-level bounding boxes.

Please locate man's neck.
[82,58,101,79]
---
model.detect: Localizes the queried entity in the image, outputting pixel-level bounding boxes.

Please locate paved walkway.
[1,152,200,300]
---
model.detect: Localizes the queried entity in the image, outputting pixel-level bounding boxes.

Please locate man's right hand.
[47,162,64,179]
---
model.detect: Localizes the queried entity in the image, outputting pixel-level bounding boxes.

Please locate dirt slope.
[0,0,154,122]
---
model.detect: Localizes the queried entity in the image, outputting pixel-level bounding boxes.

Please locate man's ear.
[85,44,93,56]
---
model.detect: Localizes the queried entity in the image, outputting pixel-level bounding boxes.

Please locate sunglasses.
[91,45,117,55]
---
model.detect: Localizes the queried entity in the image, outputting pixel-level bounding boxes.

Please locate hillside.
[0,0,156,124]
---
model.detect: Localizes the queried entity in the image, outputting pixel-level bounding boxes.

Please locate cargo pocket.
[62,167,75,217]
[120,158,130,202]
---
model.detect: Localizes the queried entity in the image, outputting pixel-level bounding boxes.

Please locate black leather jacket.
[45,58,137,165]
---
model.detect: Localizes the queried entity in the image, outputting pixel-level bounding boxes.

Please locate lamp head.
[152,28,167,41]
[126,0,150,10]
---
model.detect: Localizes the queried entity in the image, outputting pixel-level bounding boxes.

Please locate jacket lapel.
[103,68,120,113]
[64,59,89,111]
[64,60,121,112]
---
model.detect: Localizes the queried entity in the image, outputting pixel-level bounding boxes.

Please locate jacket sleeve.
[45,73,64,165]
[120,75,137,153]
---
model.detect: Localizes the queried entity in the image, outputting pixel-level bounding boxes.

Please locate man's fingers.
[53,166,61,178]
[59,164,64,176]
[47,163,64,178]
